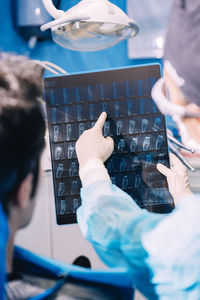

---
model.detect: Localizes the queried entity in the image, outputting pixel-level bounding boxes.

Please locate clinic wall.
[0,0,160,74]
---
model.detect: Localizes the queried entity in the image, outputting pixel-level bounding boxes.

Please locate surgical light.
[41,0,139,51]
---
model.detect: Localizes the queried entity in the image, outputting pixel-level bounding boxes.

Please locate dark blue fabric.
[13,246,134,300]
[0,203,9,300]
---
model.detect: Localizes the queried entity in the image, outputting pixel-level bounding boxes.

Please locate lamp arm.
[42,0,65,19]
[40,14,90,31]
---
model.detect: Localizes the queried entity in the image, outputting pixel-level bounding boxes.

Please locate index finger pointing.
[94,112,107,131]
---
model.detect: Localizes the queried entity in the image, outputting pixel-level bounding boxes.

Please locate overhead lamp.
[41,0,139,51]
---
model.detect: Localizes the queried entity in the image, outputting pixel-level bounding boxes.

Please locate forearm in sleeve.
[77,180,164,270]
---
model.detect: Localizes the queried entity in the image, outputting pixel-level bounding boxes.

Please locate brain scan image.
[118,138,126,153]
[71,180,78,195]
[130,137,138,152]
[53,125,59,142]
[66,124,72,141]
[146,173,154,187]
[104,121,110,137]
[89,104,94,120]
[132,155,140,170]
[77,105,82,121]
[69,161,77,177]
[91,121,96,128]
[122,175,129,189]
[55,146,63,160]
[58,182,65,197]
[128,120,136,134]
[115,101,119,117]
[60,199,67,215]
[52,107,57,123]
[116,120,123,135]
[107,157,115,172]
[144,154,152,169]
[111,176,116,185]
[157,153,166,165]
[140,98,145,114]
[156,135,164,150]
[141,118,148,133]
[50,89,56,105]
[72,198,80,213]
[143,136,151,151]
[134,175,141,188]
[127,99,132,116]
[56,163,64,179]
[120,157,127,172]
[102,102,107,112]
[79,123,85,136]
[64,106,70,122]
[153,117,161,131]
[67,144,74,159]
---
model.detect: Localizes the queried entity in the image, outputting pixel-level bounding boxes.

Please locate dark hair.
[0,54,46,214]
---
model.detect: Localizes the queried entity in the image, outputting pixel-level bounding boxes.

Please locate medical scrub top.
[77,180,200,299]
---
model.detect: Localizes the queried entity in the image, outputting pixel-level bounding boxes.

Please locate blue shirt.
[0,202,9,300]
[77,180,200,299]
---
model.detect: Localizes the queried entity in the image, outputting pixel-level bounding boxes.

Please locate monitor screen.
[44,64,174,225]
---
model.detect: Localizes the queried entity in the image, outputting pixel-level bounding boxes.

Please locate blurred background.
[0,0,174,74]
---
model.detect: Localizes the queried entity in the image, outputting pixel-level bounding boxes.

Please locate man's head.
[0,53,45,229]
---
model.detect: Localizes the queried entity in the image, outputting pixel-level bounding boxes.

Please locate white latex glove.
[157,153,193,205]
[75,112,114,170]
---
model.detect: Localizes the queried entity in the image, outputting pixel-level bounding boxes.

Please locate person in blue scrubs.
[76,1,200,298]
[76,111,200,299]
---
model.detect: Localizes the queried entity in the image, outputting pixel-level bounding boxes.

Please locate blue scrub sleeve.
[142,194,200,298]
[77,180,165,297]
[0,202,9,299]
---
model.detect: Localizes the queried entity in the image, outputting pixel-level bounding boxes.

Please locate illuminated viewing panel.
[44,65,174,225]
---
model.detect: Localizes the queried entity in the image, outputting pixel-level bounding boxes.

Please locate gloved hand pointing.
[75,112,114,170]
[157,153,193,204]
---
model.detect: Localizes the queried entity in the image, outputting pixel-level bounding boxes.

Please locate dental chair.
[13,246,134,300]
[0,203,134,300]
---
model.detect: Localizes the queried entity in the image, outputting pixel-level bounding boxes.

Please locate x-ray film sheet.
[44,65,174,225]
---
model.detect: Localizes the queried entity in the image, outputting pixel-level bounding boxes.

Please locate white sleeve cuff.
[79,158,111,187]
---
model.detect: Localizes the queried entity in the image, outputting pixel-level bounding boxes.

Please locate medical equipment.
[44,64,174,225]
[12,0,60,49]
[33,60,67,75]
[151,61,200,154]
[151,61,200,118]
[167,129,195,172]
[40,0,139,51]
[11,247,135,300]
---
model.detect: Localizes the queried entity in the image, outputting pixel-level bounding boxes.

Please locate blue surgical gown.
[77,180,200,299]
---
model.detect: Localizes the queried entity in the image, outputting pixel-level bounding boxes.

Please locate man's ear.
[15,173,33,209]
